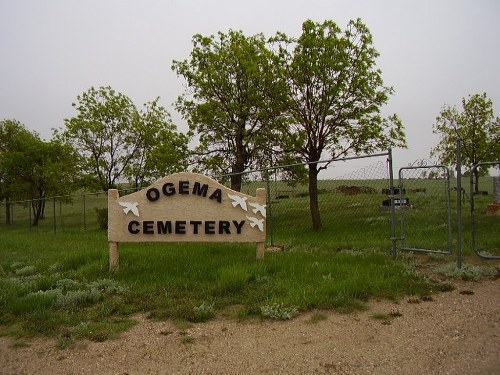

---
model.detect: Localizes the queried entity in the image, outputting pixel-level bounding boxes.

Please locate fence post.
[256,188,267,259]
[388,149,397,258]
[53,197,57,234]
[456,140,463,269]
[265,169,274,247]
[83,193,87,231]
[5,197,12,225]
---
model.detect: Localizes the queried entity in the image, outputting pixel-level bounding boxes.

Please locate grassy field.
[1,175,497,256]
[0,174,498,346]
[0,227,439,345]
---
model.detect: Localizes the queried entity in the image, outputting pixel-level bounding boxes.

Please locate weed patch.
[260,303,298,320]
[435,262,497,281]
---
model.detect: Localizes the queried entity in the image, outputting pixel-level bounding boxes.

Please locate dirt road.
[1,278,499,375]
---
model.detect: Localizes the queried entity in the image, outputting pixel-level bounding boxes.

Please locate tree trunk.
[308,164,322,230]
[32,200,40,226]
[473,168,480,194]
[230,173,243,192]
[230,125,246,192]
[31,199,44,226]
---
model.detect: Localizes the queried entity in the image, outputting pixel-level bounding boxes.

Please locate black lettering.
[128,220,140,234]
[157,221,172,234]
[233,220,245,234]
[209,188,222,203]
[179,180,189,194]
[205,221,216,234]
[175,221,186,234]
[143,221,154,234]
[190,220,202,234]
[219,221,231,234]
[146,188,160,202]
[162,182,175,196]
[192,182,209,197]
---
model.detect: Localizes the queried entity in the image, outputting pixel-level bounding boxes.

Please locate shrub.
[192,302,215,322]
[260,303,298,320]
[435,262,497,281]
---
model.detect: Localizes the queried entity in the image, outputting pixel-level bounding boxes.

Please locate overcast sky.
[1,0,499,173]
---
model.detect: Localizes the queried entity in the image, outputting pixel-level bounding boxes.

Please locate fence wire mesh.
[0,189,136,233]
[0,154,395,254]
[2,152,497,260]
[397,166,453,254]
[467,161,500,258]
[237,155,393,252]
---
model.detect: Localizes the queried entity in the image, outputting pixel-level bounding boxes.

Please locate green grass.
[0,173,498,343]
[0,226,436,342]
[3,175,497,255]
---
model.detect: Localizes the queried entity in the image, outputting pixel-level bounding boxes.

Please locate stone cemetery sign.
[108,172,267,270]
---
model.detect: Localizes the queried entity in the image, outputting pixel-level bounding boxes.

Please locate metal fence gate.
[397,164,453,255]
[469,161,500,260]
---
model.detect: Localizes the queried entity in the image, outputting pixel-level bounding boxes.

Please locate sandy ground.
[1,278,499,375]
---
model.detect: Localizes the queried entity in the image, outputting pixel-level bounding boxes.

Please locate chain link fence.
[236,153,394,251]
[467,161,500,259]
[2,150,497,260]
[0,153,396,253]
[396,159,500,260]
[0,189,137,233]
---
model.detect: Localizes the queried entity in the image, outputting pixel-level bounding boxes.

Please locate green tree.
[0,120,35,223]
[62,86,140,191]
[431,93,500,193]
[172,30,289,191]
[61,86,187,192]
[0,120,80,225]
[125,98,189,188]
[272,19,406,230]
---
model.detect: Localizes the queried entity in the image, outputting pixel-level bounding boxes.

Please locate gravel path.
[1,278,499,375]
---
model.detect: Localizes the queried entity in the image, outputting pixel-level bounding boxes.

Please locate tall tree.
[272,19,406,230]
[431,93,500,193]
[61,86,188,191]
[125,98,189,188]
[0,120,80,225]
[0,120,35,223]
[62,86,140,191]
[172,30,289,191]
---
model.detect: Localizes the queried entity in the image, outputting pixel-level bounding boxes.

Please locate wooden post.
[256,242,265,260]
[256,188,267,259]
[108,189,120,271]
[109,242,119,272]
